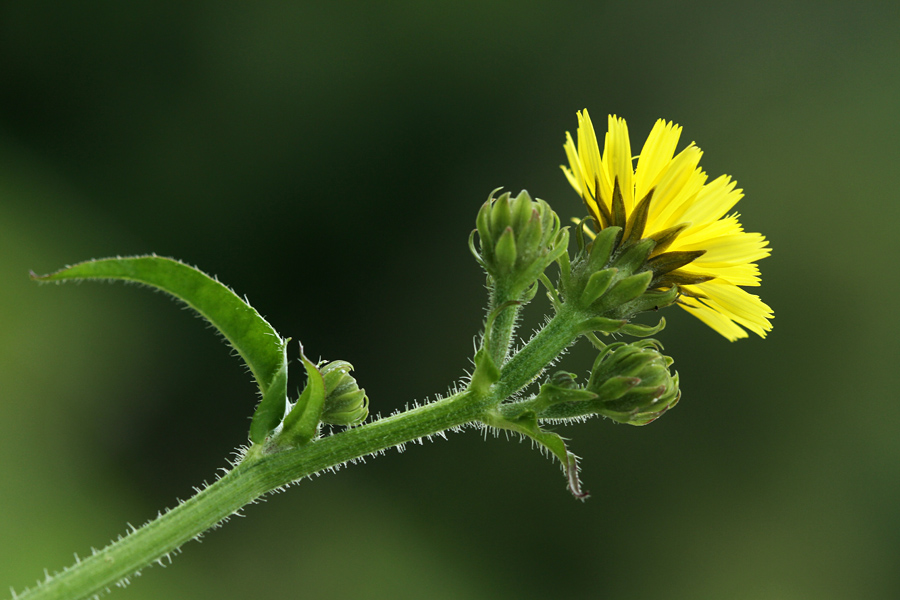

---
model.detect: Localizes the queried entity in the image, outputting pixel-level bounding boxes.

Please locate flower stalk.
[472,189,568,366]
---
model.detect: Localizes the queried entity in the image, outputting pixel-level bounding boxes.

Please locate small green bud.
[472,189,568,297]
[549,370,579,389]
[528,341,679,425]
[320,361,369,426]
[532,372,598,414]
[587,341,680,425]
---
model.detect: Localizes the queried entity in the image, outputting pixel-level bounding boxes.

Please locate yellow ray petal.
[679,299,750,341]
[681,232,771,266]
[648,147,706,230]
[677,174,743,225]
[688,280,773,337]
[634,119,682,202]
[604,115,634,211]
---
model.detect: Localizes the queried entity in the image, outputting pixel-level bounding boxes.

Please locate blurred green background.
[2,1,898,598]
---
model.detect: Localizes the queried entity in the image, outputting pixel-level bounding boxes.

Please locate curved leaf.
[32,255,288,441]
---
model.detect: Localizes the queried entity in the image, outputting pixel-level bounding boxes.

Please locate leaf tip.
[29,269,53,282]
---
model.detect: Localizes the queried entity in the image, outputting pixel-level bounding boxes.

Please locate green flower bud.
[549,370,579,389]
[527,341,679,425]
[586,341,680,425]
[320,361,369,426]
[471,189,568,297]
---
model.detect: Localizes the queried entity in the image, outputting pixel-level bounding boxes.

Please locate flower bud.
[472,189,568,297]
[549,370,579,389]
[522,342,678,425]
[587,341,680,425]
[320,360,368,426]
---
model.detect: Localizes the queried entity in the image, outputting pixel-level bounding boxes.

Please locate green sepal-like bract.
[610,238,655,274]
[621,317,667,337]
[502,372,599,420]
[470,348,501,394]
[482,408,588,499]
[594,375,642,399]
[555,221,684,333]
[281,348,327,445]
[600,270,653,311]
[249,353,289,443]
[581,268,616,306]
[615,285,680,317]
[494,227,518,275]
[575,316,627,335]
[30,255,290,444]
[586,225,619,270]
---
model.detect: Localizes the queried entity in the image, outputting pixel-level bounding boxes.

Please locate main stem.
[14,306,585,600]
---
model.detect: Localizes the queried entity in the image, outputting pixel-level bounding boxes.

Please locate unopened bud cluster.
[320,361,369,426]
[528,340,680,426]
[472,189,568,298]
[586,340,680,425]
[279,355,368,446]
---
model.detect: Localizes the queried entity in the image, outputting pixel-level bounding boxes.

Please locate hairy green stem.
[15,392,481,600]
[486,283,523,366]
[494,303,584,398]
[14,306,586,600]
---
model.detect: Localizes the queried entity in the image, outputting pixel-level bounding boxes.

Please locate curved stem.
[14,306,587,600]
[16,391,482,600]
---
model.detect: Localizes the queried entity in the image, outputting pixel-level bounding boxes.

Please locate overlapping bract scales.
[562,110,773,340]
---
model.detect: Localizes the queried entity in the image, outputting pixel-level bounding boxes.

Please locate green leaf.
[32,255,289,441]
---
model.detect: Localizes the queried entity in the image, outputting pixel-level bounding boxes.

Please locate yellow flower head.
[561,109,773,341]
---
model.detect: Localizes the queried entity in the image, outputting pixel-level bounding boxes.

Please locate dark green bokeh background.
[2,2,899,598]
